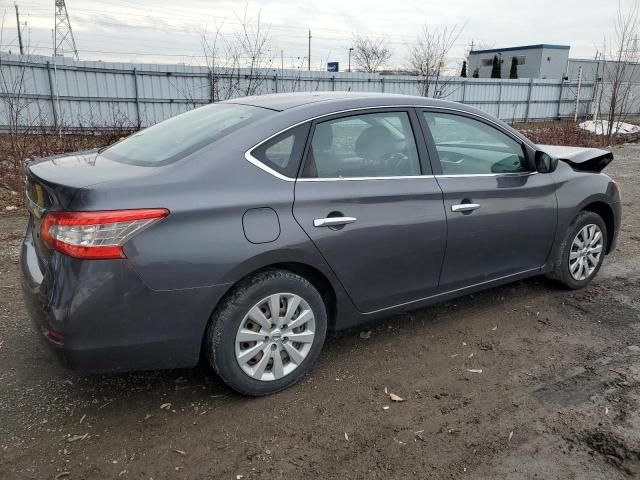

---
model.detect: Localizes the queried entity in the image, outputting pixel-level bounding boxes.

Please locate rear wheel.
[547,211,607,289]
[205,270,327,396]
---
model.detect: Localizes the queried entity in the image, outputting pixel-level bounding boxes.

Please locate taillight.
[40,209,169,259]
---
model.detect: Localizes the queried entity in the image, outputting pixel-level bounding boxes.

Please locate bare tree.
[0,11,40,175]
[351,35,393,73]
[406,23,463,97]
[201,5,272,102]
[595,0,640,141]
[232,7,272,95]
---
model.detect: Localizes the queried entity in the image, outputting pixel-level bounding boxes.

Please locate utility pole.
[348,47,353,72]
[54,0,79,60]
[280,49,284,91]
[15,3,24,55]
[574,65,583,122]
[308,30,311,71]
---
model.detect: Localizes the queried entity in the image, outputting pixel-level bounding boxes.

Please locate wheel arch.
[580,200,615,253]
[210,250,352,331]
[198,258,347,366]
[249,261,338,330]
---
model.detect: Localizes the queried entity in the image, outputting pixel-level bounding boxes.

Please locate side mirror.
[535,151,559,173]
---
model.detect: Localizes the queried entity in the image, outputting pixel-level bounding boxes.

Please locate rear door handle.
[313,216,357,228]
[451,203,481,213]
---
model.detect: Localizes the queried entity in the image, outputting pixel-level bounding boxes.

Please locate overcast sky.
[0,0,628,71]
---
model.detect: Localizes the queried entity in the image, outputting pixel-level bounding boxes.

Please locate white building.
[468,44,570,79]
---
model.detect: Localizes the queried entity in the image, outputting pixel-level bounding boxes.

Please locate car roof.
[221,92,536,151]
[223,91,471,113]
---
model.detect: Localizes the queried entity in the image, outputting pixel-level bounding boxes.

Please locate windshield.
[102,103,271,166]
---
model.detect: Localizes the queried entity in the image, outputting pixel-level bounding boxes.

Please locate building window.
[517,56,527,65]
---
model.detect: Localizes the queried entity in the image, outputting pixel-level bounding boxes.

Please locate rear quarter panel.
[70,147,360,329]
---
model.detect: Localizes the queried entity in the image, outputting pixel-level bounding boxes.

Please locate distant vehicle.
[21,92,621,396]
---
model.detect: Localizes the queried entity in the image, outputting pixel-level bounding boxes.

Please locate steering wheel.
[383,151,410,172]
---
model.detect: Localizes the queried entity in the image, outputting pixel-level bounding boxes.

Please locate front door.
[293,109,447,313]
[420,110,558,291]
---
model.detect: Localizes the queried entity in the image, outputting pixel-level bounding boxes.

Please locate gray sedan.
[21,92,621,395]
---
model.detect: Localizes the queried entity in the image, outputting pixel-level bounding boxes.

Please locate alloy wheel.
[569,224,604,281]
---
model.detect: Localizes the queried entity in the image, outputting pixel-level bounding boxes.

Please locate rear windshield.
[102,103,271,166]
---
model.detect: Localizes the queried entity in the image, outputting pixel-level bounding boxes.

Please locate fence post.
[209,69,215,103]
[381,77,385,93]
[556,80,564,119]
[132,68,142,129]
[461,79,467,104]
[331,75,336,91]
[524,78,534,122]
[574,66,583,122]
[497,81,503,120]
[46,61,59,130]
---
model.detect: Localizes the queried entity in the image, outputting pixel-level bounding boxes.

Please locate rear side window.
[102,104,271,166]
[251,123,310,178]
[302,111,421,178]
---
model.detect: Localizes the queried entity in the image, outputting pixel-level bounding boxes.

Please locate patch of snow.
[579,120,640,136]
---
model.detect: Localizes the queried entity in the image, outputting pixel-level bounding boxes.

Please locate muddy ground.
[1,145,639,480]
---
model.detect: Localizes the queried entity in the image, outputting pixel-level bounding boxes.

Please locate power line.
[8,3,476,67]
[22,10,470,55]
[18,1,435,43]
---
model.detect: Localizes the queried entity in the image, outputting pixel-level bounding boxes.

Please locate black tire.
[205,270,327,396]
[547,211,608,290]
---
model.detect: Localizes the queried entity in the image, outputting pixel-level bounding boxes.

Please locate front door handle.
[313,216,357,228]
[451,203,481,213]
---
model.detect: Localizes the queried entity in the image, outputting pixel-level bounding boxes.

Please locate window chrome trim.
[244,104,532,182]
[244,150,296,182]
[435,171,538,179]
[297,175,436,182]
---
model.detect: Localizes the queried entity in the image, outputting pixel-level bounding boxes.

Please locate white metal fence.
[0,53,597,131]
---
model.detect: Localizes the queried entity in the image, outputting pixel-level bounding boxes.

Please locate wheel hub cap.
[569,223,604,281]
[270,330,282,342]
[234,293,316,382]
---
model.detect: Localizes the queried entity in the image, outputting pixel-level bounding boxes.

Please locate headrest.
[355,126,397,160]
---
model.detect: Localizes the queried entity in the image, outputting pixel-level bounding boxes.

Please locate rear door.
[292,108,447,313]
[419,109,558,291]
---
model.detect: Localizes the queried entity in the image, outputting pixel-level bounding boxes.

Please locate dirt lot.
[1,145,640,480]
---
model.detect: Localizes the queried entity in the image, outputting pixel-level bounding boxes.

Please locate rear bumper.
[20,230,230,372]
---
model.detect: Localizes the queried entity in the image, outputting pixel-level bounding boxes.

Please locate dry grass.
[0,131,127,194]
[515,121,628,149]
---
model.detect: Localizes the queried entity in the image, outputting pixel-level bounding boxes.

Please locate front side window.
[423,112,528,175]
[103,104,271,166]
[302,111,421,178]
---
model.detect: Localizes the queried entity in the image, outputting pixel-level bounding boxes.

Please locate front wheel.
[205,270,327,396]
[547,211,608,289]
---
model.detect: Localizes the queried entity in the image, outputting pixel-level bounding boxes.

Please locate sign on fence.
[327,62,339,72]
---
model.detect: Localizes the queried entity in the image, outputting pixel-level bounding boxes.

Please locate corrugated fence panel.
[1,53,599,130]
